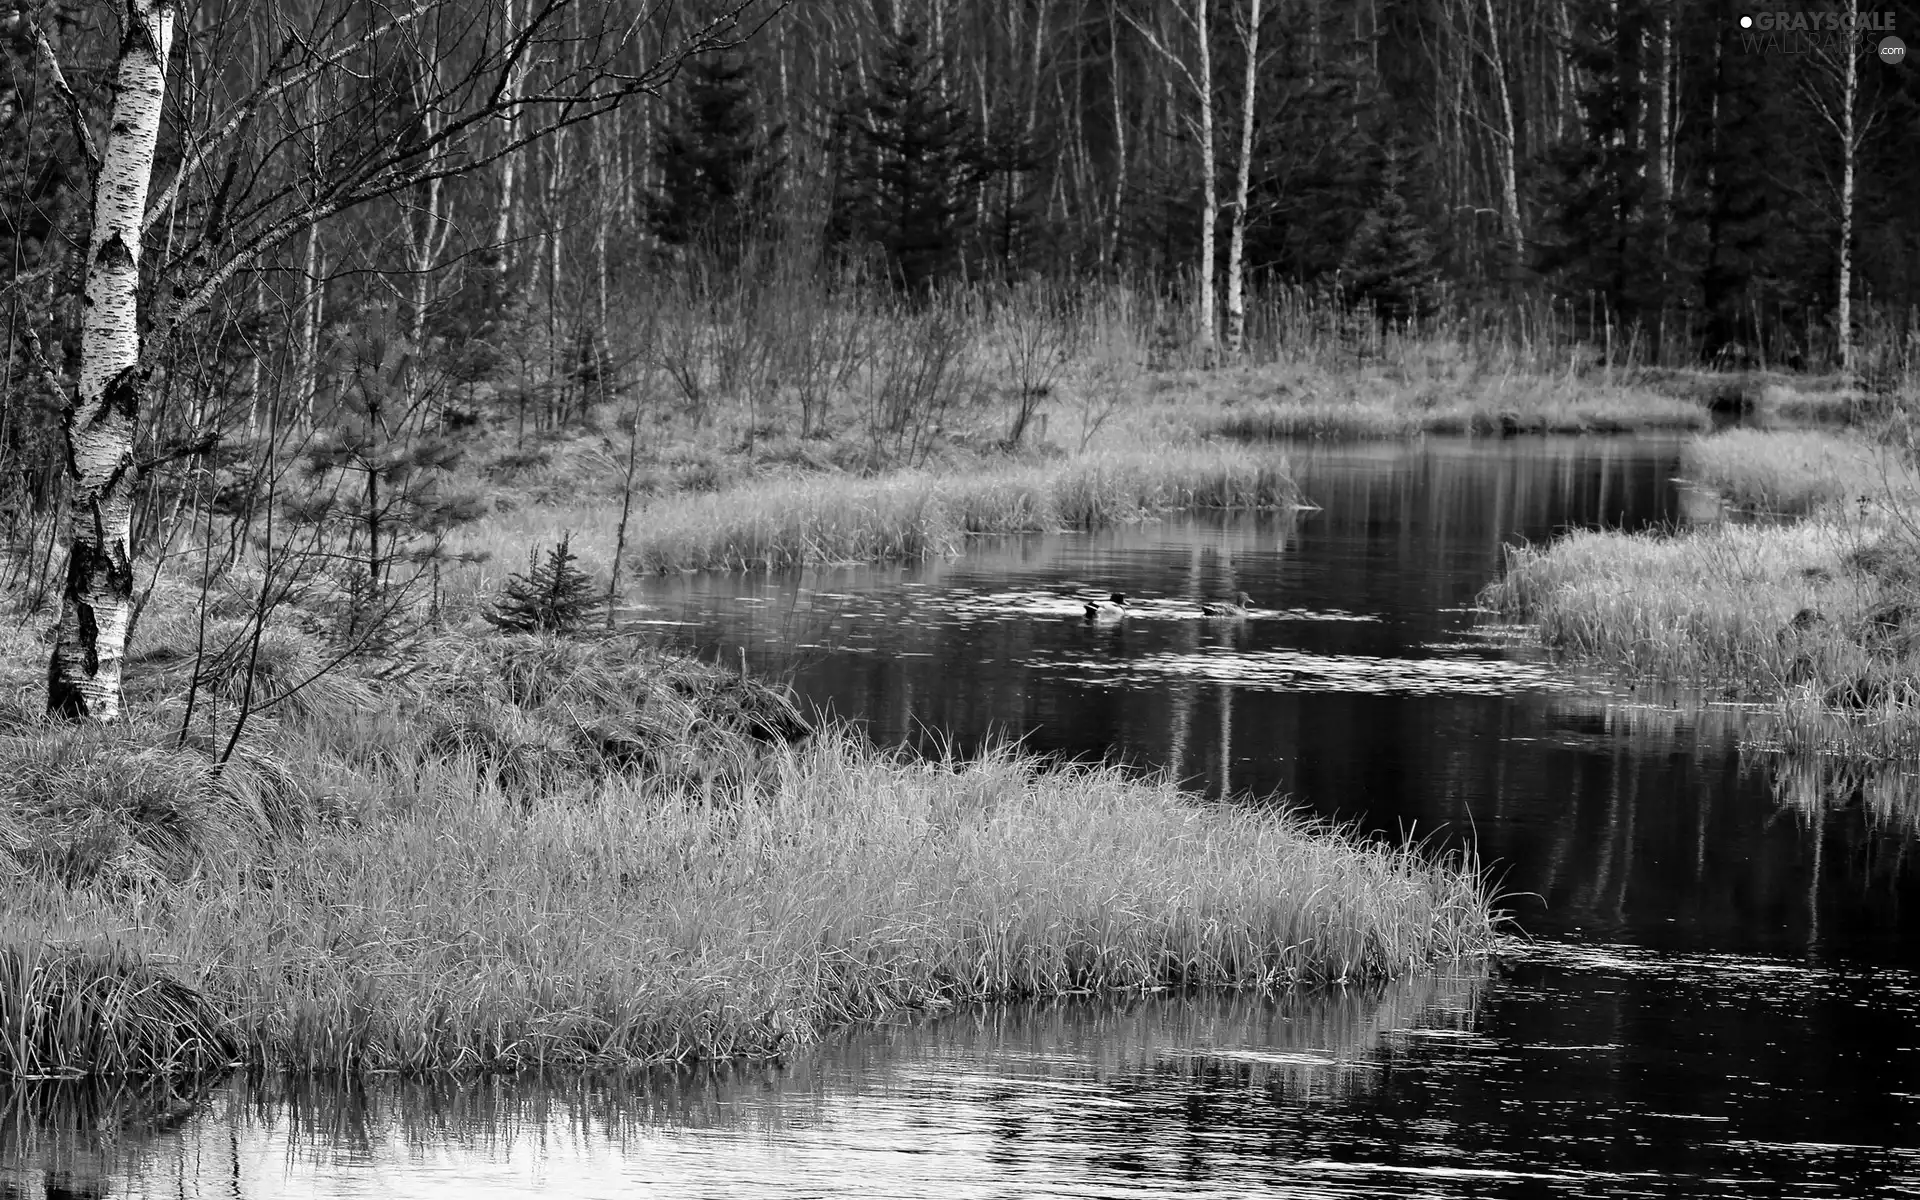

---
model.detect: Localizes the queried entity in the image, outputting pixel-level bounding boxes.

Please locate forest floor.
[1483,422,1920,783]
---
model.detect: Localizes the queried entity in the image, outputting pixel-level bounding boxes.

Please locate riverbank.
[1196,362,1716,440]
[0,617,1497,1077]
[1483,426,1920,760]
[435,356,1836,599]
[447,445,1299,592]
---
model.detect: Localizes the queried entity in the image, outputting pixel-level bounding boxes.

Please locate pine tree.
[649,52,786,265]
[1538,0,1662,329]
[1338,140,1440,324]
[828,29,981,296]
[485,534,606,636]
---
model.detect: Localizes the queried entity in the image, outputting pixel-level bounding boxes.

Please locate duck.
[1197,590,1256,617]
[1083,593,1128,622]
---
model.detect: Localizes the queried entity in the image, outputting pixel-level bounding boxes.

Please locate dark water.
[12,437,1920,1198]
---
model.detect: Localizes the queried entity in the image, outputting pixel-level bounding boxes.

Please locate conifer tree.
[828,29,982,295]
[485,534,606,636]
[1338,140,1440,324]
[650,52,786,266]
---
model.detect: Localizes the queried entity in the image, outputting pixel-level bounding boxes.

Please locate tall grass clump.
[130,738,1493,1072]
[623,446,1298,573]
[0,618,1493,1076]
[1199,360,1711,443]
[1482,519,1856,690]
[1486,424,1920,776]
[0,940,235,1078]
[1681,429,1911,515]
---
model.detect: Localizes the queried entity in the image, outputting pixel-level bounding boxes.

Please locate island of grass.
[1483,423,1920,764]
[0,584,1496,1077]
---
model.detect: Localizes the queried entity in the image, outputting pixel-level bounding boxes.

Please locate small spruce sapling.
[485,534,607,636]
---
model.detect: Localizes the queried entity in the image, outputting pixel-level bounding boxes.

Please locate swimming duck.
[1198,590,1256,617]
[1084,593,1128,622]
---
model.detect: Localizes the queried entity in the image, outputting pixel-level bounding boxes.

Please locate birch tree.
[1127,0,1218,356]
[31,1,177,720]
[22,0,780,722]
[1799,0,1878,384]
[1479,0,1524,276]
[1223,0,1262,356]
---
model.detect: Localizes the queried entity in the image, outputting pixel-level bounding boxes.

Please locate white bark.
[1194,0,1216,356]
[1107,3,1126,268]
[50,0,177,721]
[1224,0,1261,356]
[407,56,452,348]
[1837,0,1858,384]
[493,0,522,267]
[1480,0,1523,276]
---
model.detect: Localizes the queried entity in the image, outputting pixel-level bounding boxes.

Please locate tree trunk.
[1224,0,1261,356]
[48,0,177,721]
[1194,0,1217,357]
[1481,0,1524,278]
[1836,0,1858,384]
[493,0,522,268]
[1107,3,1127,270]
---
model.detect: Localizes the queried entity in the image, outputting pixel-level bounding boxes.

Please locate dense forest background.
[2,0,1918,635]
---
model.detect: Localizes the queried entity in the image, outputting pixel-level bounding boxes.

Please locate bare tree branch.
[26,11,101,201]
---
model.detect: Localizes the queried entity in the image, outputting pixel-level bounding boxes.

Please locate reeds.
[0,624,1494,1076]
[620,447,1298,574]
[1680,429,1911,514]
[1486,429,1920,777]
[0,941,235,1078]
[1202,362,1711,443]
[1481,517,1856,690]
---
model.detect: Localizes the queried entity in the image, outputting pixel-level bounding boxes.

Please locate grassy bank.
[1201,361,1713,441]
[0,610,1495,1077]
[430,445,1299,598]
[612,446,1298,574]
[1677,428,1911,514]
[1483,426,1920,761]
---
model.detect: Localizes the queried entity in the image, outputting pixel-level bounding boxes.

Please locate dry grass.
[0,611,1494,1077]
[1680,429,1912,515]
[1485,429,1920,768]
[608,447,1297,575]
[1193,360,1710,442]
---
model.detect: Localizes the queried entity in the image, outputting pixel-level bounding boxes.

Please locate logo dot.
[1881,35,1907,65]
[1740,14,1753,27]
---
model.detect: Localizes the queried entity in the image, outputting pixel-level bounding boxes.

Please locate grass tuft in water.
[622,447,1297,573]
[1486,428,1920,771]
[1680,429,1912,515]
[0,941,236,1078]
[0,620,1493,1076]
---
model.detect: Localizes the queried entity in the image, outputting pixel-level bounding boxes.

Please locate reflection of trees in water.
[1,973,1488,1193]
[1508,692,1920,955]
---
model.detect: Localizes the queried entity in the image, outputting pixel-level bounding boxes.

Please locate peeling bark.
[49,1,176,721]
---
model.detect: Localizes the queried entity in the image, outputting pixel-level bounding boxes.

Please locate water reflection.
[2,979,1487,1199]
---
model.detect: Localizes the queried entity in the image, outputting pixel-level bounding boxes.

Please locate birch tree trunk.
[1836,0,1858,385]
[48,0,177,721]
[1224,0,1261,356]
[1107,3,1126,270]
[1194,0,1217,357]
[1481,0,1524,278]
[493,0,522,268]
